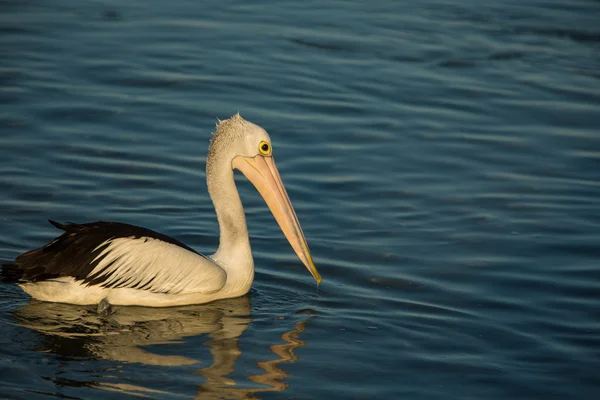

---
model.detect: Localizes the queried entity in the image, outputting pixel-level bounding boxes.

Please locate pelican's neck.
[207,157,253,286]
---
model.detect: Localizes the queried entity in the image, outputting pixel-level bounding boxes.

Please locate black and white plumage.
[2,220,227,306]
[3,220,214,293]
[1,114,321,308]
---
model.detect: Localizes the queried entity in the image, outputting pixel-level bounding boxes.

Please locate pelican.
[1,114,321,308]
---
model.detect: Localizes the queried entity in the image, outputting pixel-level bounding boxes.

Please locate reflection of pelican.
[196,313,314,399]
[2,114,321,307]
[13,298,314,398]
[14,297,252,366]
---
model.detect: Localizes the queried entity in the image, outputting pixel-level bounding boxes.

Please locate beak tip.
[313,270,322,284]
[307,260,321,284]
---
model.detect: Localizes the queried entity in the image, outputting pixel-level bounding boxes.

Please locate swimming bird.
[1,114,321,308]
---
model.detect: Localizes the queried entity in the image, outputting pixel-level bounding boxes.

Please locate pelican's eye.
[259,141,271,155]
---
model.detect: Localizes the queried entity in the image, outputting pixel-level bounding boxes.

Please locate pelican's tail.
[0,262,23,283]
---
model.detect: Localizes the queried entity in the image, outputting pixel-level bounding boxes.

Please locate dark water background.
[1,0,600,398]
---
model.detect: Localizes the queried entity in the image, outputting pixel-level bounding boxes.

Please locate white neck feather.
[207,157,254,292]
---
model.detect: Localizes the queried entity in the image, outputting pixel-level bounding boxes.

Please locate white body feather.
[19,236,253,307]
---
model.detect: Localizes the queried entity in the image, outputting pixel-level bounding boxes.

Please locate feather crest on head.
[210,113,246,144]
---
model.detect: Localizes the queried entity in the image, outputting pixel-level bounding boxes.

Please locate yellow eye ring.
[259,141,271,155]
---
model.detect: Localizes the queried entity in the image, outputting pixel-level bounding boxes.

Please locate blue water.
[1,0,600,398]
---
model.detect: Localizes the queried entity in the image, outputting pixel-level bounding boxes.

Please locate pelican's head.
[208,114,321,284]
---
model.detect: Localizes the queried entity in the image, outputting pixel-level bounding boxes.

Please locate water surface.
[1,0,600,398]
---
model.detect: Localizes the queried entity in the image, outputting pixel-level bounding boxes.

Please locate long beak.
[232,155,322,284]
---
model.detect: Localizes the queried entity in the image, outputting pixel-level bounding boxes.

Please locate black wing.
[1,220,201,284]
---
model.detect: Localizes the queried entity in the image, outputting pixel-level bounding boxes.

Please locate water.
[1,0,599,398]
